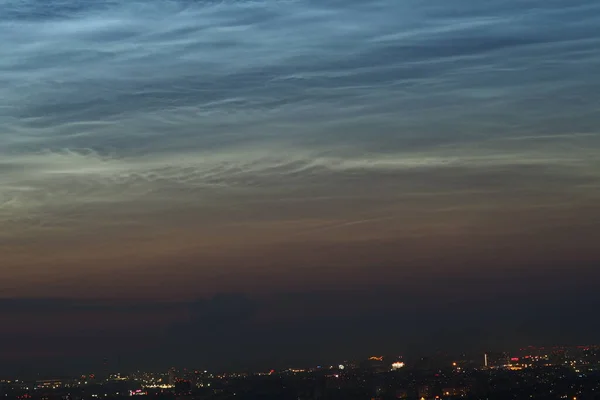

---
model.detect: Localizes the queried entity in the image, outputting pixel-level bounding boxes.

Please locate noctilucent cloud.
[1,0,600,371]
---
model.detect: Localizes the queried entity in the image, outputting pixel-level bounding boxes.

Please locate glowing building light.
[391,362,405,370]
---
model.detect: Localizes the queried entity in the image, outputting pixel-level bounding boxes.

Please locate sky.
[1,0,600,374]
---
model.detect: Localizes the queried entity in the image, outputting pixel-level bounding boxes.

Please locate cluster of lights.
[142,384,173,389]
[286,369,306,373]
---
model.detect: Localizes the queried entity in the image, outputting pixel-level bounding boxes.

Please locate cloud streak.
[1,0,600,304]
[1,142,598,226]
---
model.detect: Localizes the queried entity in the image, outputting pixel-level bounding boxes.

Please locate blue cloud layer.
[1,0,600,295]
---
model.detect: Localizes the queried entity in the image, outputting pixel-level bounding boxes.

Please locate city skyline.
[3,343,599,378]
[3,347,600,400]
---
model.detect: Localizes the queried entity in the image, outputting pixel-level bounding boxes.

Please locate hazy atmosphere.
[1,0,600,374]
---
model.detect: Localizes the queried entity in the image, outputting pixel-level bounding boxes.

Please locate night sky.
[1,0,600,374]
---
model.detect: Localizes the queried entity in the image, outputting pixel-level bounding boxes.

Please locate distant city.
[2,345,600,400]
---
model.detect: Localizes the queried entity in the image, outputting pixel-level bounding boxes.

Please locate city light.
[391,362,405,370]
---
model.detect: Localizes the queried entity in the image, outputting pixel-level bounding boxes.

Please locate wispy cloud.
[1,0,600,299]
